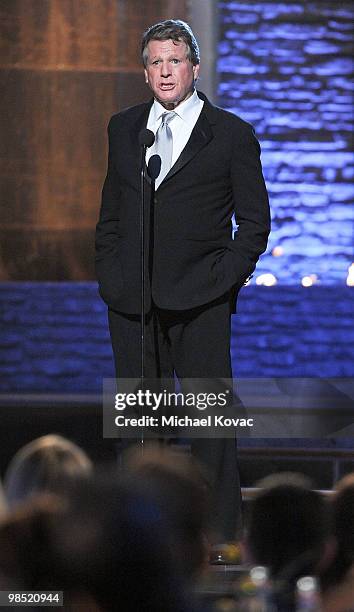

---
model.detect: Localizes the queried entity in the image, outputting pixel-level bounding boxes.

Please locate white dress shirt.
[146,90,204,188]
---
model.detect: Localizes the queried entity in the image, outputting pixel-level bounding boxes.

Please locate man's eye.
[171,59,180,64]
[152,60,160,65]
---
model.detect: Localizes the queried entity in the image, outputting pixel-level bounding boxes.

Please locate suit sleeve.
[223,125,270,287]
[95,118,122,299]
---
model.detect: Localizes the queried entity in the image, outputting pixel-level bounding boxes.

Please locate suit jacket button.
[154,197,158,204]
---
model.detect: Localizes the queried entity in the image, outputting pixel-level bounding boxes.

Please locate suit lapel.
[129,100,153,177]
[157,97,216,188]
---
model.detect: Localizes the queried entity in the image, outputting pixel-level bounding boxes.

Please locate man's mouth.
[160,83,175,90]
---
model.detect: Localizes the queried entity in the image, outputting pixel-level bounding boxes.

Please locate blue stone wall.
[218,1,354,284]
[0,283,353,393]
[0,283,114,393]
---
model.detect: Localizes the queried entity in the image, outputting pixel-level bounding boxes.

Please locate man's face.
[144,39,199,109]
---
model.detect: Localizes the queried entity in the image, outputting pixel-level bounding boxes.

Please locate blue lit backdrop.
[218,1,354,285]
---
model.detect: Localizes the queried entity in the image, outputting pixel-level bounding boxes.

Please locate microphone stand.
[139,129,155,453]
[140,146,146,396]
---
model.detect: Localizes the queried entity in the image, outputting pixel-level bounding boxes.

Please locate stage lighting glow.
[301,274,318,287]
[346,263,354,286]
[272,246,284,257]
[256,273,277,286]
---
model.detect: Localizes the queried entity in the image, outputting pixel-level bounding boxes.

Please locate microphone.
[139,128,155,148]
[147,154,161,181]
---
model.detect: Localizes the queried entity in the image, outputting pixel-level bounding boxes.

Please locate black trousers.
[108,293,242,541]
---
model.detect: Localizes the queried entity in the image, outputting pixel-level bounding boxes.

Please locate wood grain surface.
[0,0,188,279]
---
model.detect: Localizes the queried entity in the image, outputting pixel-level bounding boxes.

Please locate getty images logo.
[114,388,230,411]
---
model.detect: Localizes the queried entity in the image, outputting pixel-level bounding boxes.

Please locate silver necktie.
[155,111,175,187]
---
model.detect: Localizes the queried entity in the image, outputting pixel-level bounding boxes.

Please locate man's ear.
[193,63,200,82]
[144,68,148,84]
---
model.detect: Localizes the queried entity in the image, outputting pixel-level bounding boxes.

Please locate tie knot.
[161,111,176,126]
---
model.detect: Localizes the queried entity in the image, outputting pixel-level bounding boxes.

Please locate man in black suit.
[95,20,270,543]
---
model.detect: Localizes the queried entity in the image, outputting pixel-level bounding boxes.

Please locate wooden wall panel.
[0,0,188,279]
[1,0,188,70]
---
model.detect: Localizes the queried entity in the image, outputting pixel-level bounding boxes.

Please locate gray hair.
[141,19,200,67]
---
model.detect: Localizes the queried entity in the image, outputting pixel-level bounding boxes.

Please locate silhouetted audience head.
[334,473,354,573]
[0,495,63,592]
[4,434,92,508]
[0,470,194,611]
[321,472,354,592]
[246,472,330,579]
[125,444,209,579]
[0,480,7,520]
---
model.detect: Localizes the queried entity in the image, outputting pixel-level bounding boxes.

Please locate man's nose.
[160,62,171,77]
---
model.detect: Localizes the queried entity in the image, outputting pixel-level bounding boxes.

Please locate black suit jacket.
[95,92,270,314]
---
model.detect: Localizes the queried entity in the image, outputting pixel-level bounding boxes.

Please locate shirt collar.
[152,90,201,124]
